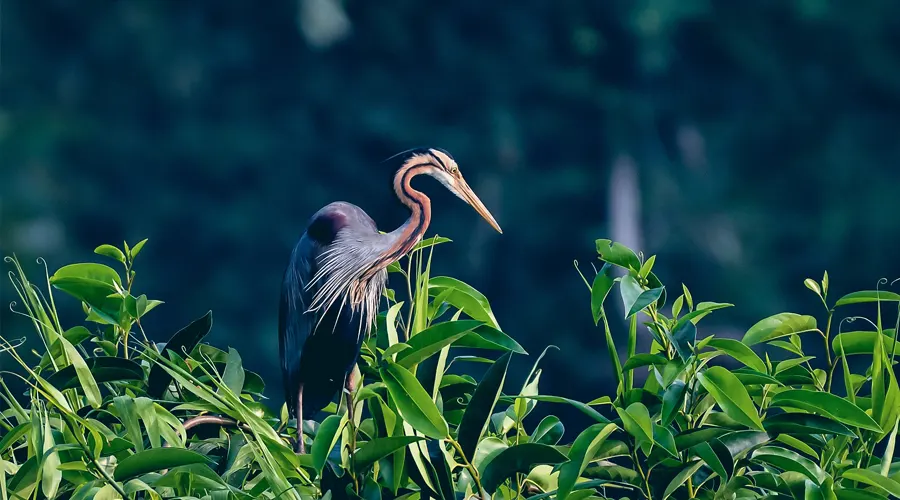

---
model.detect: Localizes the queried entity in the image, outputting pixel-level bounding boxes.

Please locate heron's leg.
[295,384,306,454]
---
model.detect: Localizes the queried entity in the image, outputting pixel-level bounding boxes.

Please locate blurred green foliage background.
[3,0,900,416]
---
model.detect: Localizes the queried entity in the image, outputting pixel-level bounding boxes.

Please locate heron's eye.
[448,166,459,175]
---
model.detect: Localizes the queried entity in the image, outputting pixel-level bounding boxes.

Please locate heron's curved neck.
[385,162,432,259]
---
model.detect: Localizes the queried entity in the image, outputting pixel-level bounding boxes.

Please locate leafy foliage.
[2,238,900,499]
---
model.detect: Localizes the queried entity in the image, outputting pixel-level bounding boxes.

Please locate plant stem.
[823,311,834,392]
[449,438,486,499]
[626,315,638,394]
[631,447,651,499]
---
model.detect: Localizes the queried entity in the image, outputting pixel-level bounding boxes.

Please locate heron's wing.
[304,205,392,336]
[278,235,317,418]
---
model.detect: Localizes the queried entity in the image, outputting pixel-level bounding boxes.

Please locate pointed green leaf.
[762,413,855,437]
[663,461,704,499]
[742,313,817,346]
[458,351,513,458]
[590,263,615,325]
[835,291,900,307]
[381,361,449,439]
[661,380,687,426]
[354,436,424,471]
[428,276,499,329]
[130,238,149,259]
[705,338,767,373]
[595,239,641,271]
[94,244,126,263]
[841,468,900,497]
[530,415,565,445]
[456,324,527,354]
[113,448,212,481]
[770,389,881,432]
[395,320,481,368]
[832,331,900,357]
[148,310,213,397]
[697,366,764,430]
[481,443,568,494]
[557,423,617,500]
[752,446,826,484]
[620,274,663,318]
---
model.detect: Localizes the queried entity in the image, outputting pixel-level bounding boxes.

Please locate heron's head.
[400,147,503,234]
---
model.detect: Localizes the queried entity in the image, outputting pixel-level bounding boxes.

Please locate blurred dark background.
[3,1,900,424]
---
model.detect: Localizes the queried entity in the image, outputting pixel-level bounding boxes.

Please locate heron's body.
[278,148,502,453]
[279,202,387,421]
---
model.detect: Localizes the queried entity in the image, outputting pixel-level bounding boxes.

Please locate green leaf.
[732,368,782,387]
[805,278,822,295]
[590,263,615,325]
[530,415,565,445]
[619,274,664,318]
[51,263,122,287]
[693,439,733,481]
[672,295,684,318]
[653,423,678,457]
[129,238,149,259]
[311,415,344,475]
[381,361,449,439]
[481,443,568,494]
[0,423,30,454]
[661,380,686,426]
[557,423,617,500]
[54,334,102,408]
[94,244,126,263]
[41,413,62,499]
[673,302,734,328]
[410,235,452,252]
[220,347,246,395]
[835,291,900,307]
[705,338,767,373]
[762,412,855,437]
[457,351,513,459]
[622,354,668,372]
[673,428,729,450]
[456,325,527,354]
[742,313,818,346]
[394,320,482,368]
[615,402,653,445]
[663,461,704,499]
[751,446,826,484]
[834,488,888,500]
[428,276,500,329]
[595,239,641,271]
[384,301,404,357]
[697,366,764,430]
[112,396,147,455]
[832,331,900,357]
[777,434,819,459]
[113,448,212,481]
[354,436,424,471]
[383,343,411,359]
[669,319,696,361]
[39,326,93,369]
[841,468,900,497]
[499,395,609,423]
[770,389,882,432]
[147,310,213,397]
[45,356,144,390]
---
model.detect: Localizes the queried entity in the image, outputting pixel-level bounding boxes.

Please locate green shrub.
[2,237,900,499]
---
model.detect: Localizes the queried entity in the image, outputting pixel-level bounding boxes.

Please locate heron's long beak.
[458,178,503,234]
